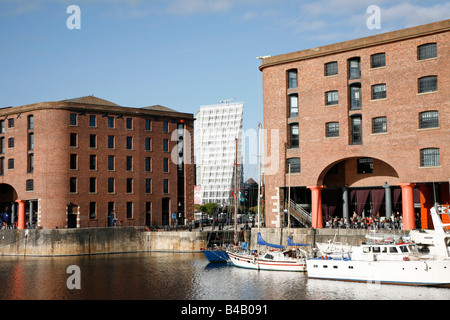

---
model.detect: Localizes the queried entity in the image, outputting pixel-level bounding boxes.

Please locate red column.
[17,200,26,230]
[399,183,416,230]
[308,186,324,229]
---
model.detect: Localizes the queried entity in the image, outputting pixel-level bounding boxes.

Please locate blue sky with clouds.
[1,0,449,179]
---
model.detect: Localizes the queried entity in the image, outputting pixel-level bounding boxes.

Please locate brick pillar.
[399,183,416,230]
[17,200,26,230]
[308,186,324,229]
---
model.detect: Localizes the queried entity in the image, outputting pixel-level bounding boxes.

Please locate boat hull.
[227,251,306,272]
[306,258,450,287]
[202,249,230,263]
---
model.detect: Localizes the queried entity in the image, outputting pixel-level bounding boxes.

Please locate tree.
[200,203,218,217]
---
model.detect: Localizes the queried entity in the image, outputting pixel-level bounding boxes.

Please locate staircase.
[288,200,312,228]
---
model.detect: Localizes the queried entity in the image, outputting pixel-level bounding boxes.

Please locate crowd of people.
[325,211,404,230]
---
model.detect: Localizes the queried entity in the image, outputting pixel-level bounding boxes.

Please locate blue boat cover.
[287,236,309,247]
[257,233,285,249]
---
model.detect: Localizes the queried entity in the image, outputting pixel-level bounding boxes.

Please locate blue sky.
[1,0,449,180]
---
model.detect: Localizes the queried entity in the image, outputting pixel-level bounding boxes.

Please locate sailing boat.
[226,123,308,271]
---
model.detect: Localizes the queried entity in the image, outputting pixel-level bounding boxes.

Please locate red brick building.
[260,20,449,230]
[0,96,194,229]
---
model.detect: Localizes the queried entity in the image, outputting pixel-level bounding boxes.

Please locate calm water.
[0,252,449,300]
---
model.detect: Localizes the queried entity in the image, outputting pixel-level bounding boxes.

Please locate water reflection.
[0,253,448,300]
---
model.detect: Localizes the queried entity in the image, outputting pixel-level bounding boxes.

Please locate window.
[28,133,34,151]
[126,156,133,171]
[357,157,373,174]
[90,155,97,170]
[126,118,133,129]
[70,113,77,126]
[89,134,96,148]
[325,91,338,105]
[27,153,34,173]
[126,136,133,150]
[163,158,169,173]
[350,83,361,109]
[145,178,152,194]
[0,137,3,154]
[89,115,96,127]
[290,123,299,148]
[163,121,168,133]
[8,138,14,148]
[421,148,440,167]
[70,177,77,193]
[108,178,115,193]
[145,119,151,131]
[419,111,439,129]
[0,120,4,133]
[163,179,169,194]
[351,115,362,145]
[8,118,14,128]
[289,94,298,117]
[418,76,437,93]
[286,158,300,173]
[325,62,338,76]
[372,117,387,134]
[28,115,34,130]
[126,178,133,193]
[107,116,114,128]
[418,43,437,60]
[145,138,151,151]
[349,58,361,79]
[371,53,385,68]
[287,69,298,88]
[126,202,133,219]
[372,84,386,100]
[0,157,3,175]
[163,139,169,152]
[108,135,114,149]
[26,179,34,191]
[90,177,96,193]
[89,202,96,219]
[326,122,339,137]
[70,154,77,170]
[108,155,114,171]
[8,158,14,169]
[145,157,151,172]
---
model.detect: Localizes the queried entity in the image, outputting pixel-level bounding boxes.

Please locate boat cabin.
[352,243,415,261]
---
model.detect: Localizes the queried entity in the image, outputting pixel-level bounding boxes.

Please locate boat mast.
[234,137,238,246]
[257,123,262,252]
[288,163,291,237]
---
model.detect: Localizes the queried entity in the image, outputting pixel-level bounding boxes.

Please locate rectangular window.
[145,178,152,193]
[126,202,133,219]
[90,155,97,170]
[70,133,77,147]
[108,178,115,193]
[89,202,96,219]
[421,148,440,167]
[163,179,169,194]
[70,177,77,193]
[418,76,437,93]
[27,153,34,173]
[126,178,133,193]
[28,115,34,130]
[126,118,133,129]
[357,157,373,174]
[0,137,4,154]
[326,122,339,137]
[351,116,362,145]
[0,120,5,133]
[108,116,114,129]
[163,158,169,173]
[163,139,169,152]
[418,43,437,60]
[145,157,151,172]
[371,53,385,68]
[89,115,96,127]
[372,84,386,100]
[145,119,151,131]
[289,94,298,117]
[90,177,96,193]
[126,156,133,171]
[8,158,14,169]
[108,135,114,149]
[70,113,77,126]
[163,121,168,133]
[126,136,133,150]
[286,158,300,173]
[90,134,97,148]
[26,179,34,191]
[290,123,299,148]
[350,84,361,109]
[325,91,338,105]
[70,154,77,170]
[108,155,115,171]
[419,111,439,129]
[8,118,14,128]
[372,117,387,134]
[325,61,338,76]
[287,69,298,88]
[145,138,151,151]
[349,58,361,79]
[8,137,14,148]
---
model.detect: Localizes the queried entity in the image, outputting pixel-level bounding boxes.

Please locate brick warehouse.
[0,96,194,229]
[260,20,449,230]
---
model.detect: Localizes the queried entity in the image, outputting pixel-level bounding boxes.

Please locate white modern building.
[195,100,244,206]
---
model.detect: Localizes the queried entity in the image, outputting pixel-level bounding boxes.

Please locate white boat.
[306,206,450,287]
[227,233,308,272]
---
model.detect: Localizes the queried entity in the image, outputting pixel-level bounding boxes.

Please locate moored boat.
[201,247,230,263]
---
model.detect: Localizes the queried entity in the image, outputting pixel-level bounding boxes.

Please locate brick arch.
[316,156,400,187]
[0,183,18,202]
